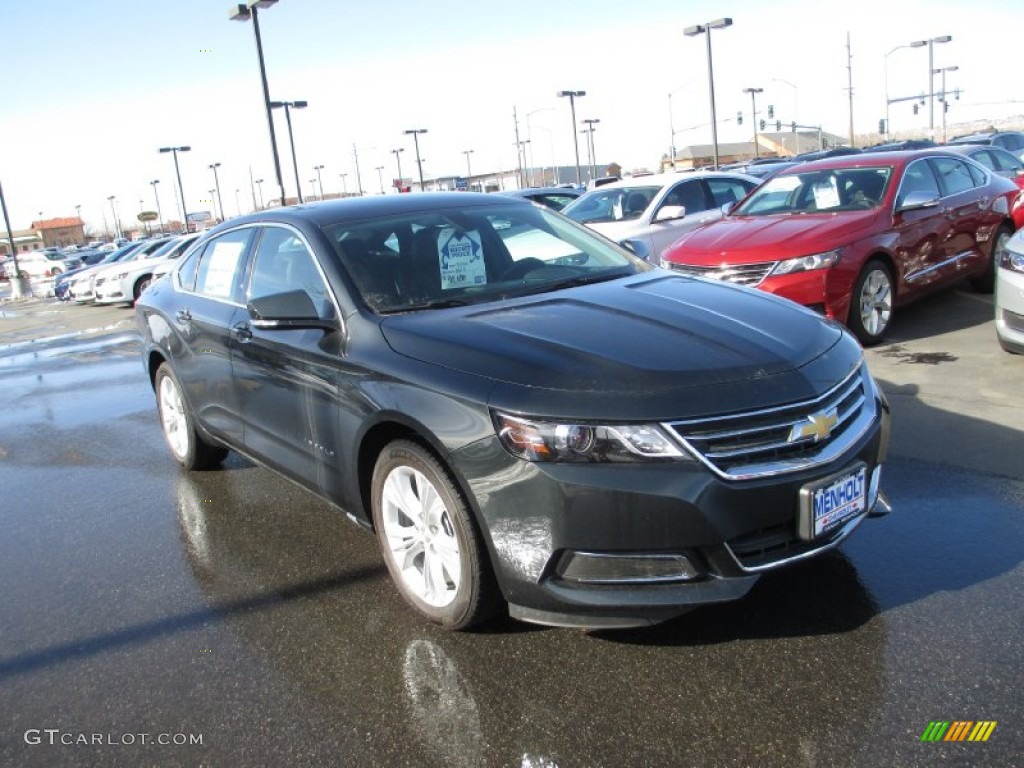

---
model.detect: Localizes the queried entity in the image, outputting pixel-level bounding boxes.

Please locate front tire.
[848,260,894,346]
[154,363,228,470]
[133,276,152,304]
[371,440,500,630]
[971,224,1011,293]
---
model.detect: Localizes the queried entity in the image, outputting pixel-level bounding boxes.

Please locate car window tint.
[964,160,987,187]
[194,229,252,300]
[176,244,203,292]
[706,178,755,207]
[662,181,706,213]
[250,227,334,319]
[931,157,976,196]
[896,160,940,206]
[970,150,997,171]
[991,149,1023,173]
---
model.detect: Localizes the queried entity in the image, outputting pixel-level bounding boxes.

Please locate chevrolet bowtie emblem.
[789,408,839,443]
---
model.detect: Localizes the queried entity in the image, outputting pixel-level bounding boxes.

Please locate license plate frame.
[798,463,868,541]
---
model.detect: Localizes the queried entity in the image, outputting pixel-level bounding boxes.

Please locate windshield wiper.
[413,297,472,310]
[516,270,633,295]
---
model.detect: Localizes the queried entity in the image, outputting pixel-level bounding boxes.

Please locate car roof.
[498,187,582,198]
[771,147,987,173]
[582,170,759,191]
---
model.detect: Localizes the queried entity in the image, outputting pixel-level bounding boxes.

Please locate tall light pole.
[107,196,121,240]
[255,178,265,209]
[935,65,959,143]
[352,144,364,196]
[404,129,427,191]
[684,18,733,170]
[582,119,600,180]
[462,149,474,189]
[308,178,317,200]
[208,162,224,221]
[229,1,286,208]
[557,90,586,186]
[150,180,163,233]
[375,165,385,195]
[525,107,554,185]
[313,164,324,199]
[925,35,952,133]
[269,100,307,203]
[158,145,190,231]
[339,172,348,196]
[883,41,926,140]
[743,87,763,158]
[391,148,404,192]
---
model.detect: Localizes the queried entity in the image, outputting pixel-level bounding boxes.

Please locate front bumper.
[995,265,1024,353]
[452,392,890,629]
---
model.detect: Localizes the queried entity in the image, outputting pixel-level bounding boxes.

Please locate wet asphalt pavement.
[0,291,1021,767]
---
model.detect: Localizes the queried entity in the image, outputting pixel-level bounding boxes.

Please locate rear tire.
[970,224,1011,293]
[371,440,501,630]
[848,260,894,346]
[133,276,152,305]
[154,363,228,470]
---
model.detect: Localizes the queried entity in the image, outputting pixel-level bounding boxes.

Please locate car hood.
[379,273,859,420]
[666,210,880,262]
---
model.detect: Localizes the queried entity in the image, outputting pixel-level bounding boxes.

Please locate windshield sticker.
[812,178,841,209]
[437,228,486,290]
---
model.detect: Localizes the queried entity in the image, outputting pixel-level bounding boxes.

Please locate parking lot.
[0,286,1021,766]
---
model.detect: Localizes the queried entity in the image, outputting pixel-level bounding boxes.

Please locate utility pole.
[513,106,524,188]
[846,31,855,147]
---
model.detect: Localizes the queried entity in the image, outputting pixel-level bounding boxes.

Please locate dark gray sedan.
[136,193,890,630]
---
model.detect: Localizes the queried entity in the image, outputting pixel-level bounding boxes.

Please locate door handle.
[232,322,253,342]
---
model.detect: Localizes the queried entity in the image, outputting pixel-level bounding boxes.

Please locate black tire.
[848,260,895,346]
[371,440,501,630]
[154,363,228,471]
[970,223,1012,294]
[133,276,152,304]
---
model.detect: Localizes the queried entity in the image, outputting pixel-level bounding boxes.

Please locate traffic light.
[912,104,919,115]
[759,119,766,130]
[776,120,782,132]
[737,111,743,125]
[878,118,886,134]
[767,104,774,119]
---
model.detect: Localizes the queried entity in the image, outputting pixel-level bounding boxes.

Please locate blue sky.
[1,0,1021,233]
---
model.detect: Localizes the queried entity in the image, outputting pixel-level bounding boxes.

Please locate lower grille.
[1003,309,1024,333]
[726,522,843,570]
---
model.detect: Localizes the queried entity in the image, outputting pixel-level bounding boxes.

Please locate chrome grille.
[665,261,775,286]
[664,366,875,481]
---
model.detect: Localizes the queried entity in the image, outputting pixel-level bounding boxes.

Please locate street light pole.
[462,149,474,188]
[107,196,121,240]
[743,87,763,158]
[926,35,952,133]
[269,100,308,203]
[404,129,428,191]
[255,178,265,209]
[313,164,325,199]
[229,1,286,208]
[339,173,348,196]
[934,65,959,143]
[150,180,163,233]
[582,119,600,180]
[158,146,190,231]
[208,162,224,221]
[684,17,733,170]
[557,90,586,186]
[352,144,363,196]
[375,166,385,195]
[391,148,404,192]
[883,41,926,140]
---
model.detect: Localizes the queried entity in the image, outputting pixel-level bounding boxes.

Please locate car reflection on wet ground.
[0,295,1021,766]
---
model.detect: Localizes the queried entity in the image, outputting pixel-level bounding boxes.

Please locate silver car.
[561,171,759,261]
[996,229,1024,354]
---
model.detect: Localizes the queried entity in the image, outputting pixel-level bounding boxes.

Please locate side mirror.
[248,290,338,331]
[895,190,940,214]
[653,205,686,223]
[721,201,736,216]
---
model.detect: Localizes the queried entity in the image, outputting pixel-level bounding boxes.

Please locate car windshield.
[561,185,661,224]
[733,166,893,216]
[324,202,647,313]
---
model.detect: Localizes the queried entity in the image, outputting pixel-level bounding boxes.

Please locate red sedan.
[661,150,1020,344]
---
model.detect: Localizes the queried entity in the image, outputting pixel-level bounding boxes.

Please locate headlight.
[769,249,841,276]
[493,412,688,463]
[1000,237,1024,273]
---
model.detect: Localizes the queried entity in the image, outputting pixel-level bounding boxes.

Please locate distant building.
[30,217,86,249]
[0,229,44,257]
[664,130,849,171]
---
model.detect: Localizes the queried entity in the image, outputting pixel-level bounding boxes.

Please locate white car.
[560,171,760,262]
[70,239,170,302]
[95,234,199,305]
[2,250,82,279]
[996,229,1024,354]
